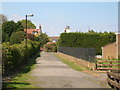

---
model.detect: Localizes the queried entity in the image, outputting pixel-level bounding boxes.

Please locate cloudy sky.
[2,2,118,36]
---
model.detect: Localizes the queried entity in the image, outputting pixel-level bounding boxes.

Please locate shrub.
[43,44,57,52]
[10,31,25,44]
[2,40,40,75]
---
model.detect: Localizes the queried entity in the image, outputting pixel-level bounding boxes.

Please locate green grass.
[3,51,41,89]
[55,54,84,71]
[97,59,120,68]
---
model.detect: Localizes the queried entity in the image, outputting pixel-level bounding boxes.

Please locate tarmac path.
[30,51,109,88]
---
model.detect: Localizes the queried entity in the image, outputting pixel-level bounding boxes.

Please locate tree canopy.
[34,33,49,46]
[15,21,24,31]
[20,19,36,29]
[10,31,25,44]
[2,20,16,37]
[0,14,7,24]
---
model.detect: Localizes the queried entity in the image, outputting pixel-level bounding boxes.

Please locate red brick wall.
[116,34,120,59]
[102,42,116,59]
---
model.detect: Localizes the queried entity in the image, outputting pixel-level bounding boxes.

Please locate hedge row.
[58,32,116,55]
[2,40,40,75]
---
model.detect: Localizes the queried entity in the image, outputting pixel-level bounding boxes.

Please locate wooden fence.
[96,60,120,70]
[107,71,120,89]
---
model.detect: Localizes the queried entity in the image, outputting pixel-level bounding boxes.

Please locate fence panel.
[58,47,95,62]
[107,71,120,89]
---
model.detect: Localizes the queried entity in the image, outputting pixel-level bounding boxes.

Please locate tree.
[34,33,49,47]
[0,14,7,24]
[10,31,25,44]
[15,21,24,31]
[20,19,36,29]
[27,34,35,41]
[2,20,16,37]
[2,32,9,42]
[88,30,95,33]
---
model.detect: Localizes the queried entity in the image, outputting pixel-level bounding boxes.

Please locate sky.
[2,2,118,36]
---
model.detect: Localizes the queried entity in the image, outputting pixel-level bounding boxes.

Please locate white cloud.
[8,14,24,22]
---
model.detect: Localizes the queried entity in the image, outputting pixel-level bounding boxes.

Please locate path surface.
[30,51,109,88]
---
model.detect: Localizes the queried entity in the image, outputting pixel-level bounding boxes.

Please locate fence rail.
[96,60,120,70]
[107,71,120,89]
[58,47,95,62]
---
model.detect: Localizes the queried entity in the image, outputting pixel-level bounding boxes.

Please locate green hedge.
[58,32,116,55]
[2,40,40,75]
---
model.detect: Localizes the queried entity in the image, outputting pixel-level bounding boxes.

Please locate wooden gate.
[107,70,120,90]
[96,60,120,70]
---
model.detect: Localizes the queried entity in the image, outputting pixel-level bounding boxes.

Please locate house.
[102,33,120,59]
[24,25,42,35]
[64,26,71,33]
[49,37,60,43]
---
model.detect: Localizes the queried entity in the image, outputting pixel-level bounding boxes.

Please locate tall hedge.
[2,40,40,75]
[58,32,116,55]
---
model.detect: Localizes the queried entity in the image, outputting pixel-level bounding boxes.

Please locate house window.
[32,31,38,34]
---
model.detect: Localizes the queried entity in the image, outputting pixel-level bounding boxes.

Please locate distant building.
[102,33,120,59]
[64,26,70,33]
[49,37,60,43]
[24,25,42,35]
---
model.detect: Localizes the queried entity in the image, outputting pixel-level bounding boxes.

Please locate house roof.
[49,37,60,39]
[102,42,116,48]
[47,42,56,44]
[24,29,41,34]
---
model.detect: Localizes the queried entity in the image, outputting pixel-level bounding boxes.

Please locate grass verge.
[3,51,41,88]
[55,53,84,71]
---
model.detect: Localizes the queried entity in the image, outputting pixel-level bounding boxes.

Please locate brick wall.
[102,42,116,59]
[116,34,120,59]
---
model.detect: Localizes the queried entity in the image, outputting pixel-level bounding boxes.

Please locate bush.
[10,31,25,44]
[2,40,40,75]
[57,32,116,55]
[43,44,57,52]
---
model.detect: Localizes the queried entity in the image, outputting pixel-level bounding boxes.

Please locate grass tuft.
[55,54,84,71]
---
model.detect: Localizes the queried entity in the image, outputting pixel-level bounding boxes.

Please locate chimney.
[39,24,42,33]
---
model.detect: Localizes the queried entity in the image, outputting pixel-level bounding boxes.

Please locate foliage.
[57,32,116,55]
[2,40,40,76]
[10,31,25,44]
[15,21,24,31]
[3,52,40,88]
[20,19,36,29]
[2,20,24,42]
[2,20,16,37]
[34,33,49,47]
[27,34,35,41]
[43,44,57,52]
[2,32,9,42]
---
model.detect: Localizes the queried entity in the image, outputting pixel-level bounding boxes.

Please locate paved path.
[30,51,109,88]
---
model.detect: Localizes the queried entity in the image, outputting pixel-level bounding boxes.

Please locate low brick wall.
[57,52,96,70]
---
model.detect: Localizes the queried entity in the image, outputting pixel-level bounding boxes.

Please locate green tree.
[88,30,95,33]
[2,32,9,42]
[10,31,25,44]
[34,33,49,46]
[20,19,36,29]
[15,21,24,31]
[2,20,16,37]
